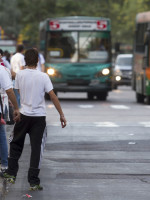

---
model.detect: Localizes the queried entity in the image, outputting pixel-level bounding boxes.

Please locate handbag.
[6,101,15,125]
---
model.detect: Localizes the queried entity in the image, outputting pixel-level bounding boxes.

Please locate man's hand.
[13,109,20,122]
[60,115,67,128]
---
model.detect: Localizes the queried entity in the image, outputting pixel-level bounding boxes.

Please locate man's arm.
[11,69,16,80]
[6,88,20,122]
[41,64,45,72]
[49,90,66,128]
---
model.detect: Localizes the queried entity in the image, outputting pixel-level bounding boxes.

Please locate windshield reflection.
[47,31,110,63]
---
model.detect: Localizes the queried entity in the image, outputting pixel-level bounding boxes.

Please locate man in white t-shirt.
[0,65,20,175]
[4,48,66,191]
[0,65,20,120]
[10,45,25,107]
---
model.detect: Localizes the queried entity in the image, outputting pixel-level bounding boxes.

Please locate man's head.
[17,45,24,53]
[25,48,38,67]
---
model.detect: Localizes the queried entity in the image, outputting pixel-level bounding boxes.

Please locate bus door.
[144,23,150,98]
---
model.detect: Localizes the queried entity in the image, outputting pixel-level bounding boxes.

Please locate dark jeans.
[7,114,47,185]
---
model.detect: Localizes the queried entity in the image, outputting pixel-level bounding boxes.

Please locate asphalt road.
[1,86,150,200]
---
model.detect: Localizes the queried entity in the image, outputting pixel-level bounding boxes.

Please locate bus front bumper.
[53,83,112,92]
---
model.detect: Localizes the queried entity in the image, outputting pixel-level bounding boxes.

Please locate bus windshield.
[116,57,132,66]
[47,31,110,63]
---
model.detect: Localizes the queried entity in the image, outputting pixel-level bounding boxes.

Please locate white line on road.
[110,105,130,109]
[139,122,150,127]
[78,105,94,108]
[128,142,136,145]
[94,122,119,127]
[48,122,150,127]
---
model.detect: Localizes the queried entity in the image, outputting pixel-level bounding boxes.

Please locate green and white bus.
[39,16,112,100]
[132,11,150,104]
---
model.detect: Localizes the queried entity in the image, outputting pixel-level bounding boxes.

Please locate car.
[113,54,133,89]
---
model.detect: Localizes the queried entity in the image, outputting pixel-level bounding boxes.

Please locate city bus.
[132,11,150,104]
[39,16,112,100]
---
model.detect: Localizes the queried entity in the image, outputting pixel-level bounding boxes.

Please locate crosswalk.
[49,121,150,127]
[78,104,131,109]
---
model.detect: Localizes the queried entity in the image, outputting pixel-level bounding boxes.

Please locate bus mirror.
[144,31,150,45]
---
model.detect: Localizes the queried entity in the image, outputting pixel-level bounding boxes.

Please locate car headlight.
[116,76,121,81]
[47,68,62,78]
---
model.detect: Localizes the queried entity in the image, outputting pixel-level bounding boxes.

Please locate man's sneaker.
[29,184,43,191]
[3,173,16,184]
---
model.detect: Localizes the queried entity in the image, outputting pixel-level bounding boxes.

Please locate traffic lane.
[4,125,150,200]
[46,103,150,125]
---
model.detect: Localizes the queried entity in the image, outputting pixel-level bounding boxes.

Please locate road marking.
[78,105,94,108]
[128,142,136,145]
[145,106,150,109]
[139,122,150,127]
[48,122,150,127]
[94,122,119,127]
[110,105,130,109]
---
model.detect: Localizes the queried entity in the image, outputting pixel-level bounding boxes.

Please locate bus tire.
[97,92,107,101]
[87,92,94,100]
[136,93,144,103]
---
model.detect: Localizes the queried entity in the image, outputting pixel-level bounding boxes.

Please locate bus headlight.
[47,68,55,75]
[102,68,110,75]
[95,68,110,78]
[47,68,62,78]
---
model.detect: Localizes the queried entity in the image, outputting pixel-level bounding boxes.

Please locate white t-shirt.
[37,53,45,71]
[2,57,11,70]
[15,69,53,116]
[0,65,13,113]
[10,52,25,73]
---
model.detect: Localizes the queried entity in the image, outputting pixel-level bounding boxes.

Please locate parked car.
[113,54,133,89]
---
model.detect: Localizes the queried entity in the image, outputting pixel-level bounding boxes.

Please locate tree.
[0,0,21,39]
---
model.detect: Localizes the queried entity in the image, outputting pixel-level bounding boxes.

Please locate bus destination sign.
[49,20,108,31]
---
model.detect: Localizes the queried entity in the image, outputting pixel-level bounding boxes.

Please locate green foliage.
[0,0,150,45]
[0,0,21,39]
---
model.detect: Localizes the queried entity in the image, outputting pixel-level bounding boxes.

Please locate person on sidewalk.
[10,45,25,107]
[4,48,66,191]
[0,63,20,175]
[37,52,45,72]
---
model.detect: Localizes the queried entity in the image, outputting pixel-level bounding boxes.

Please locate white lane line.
[128,142,136,145]
[94,122,119,127]
[128,134,134,136]
[139,122,150,127]
[48,122,150,127]
[144,106,150,109]
[78,105,94,108]
[110,105,130,109]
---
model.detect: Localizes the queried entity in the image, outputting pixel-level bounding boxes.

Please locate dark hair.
[17,44,24,53]
[0,49,4,56]
[25,48,38,67]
